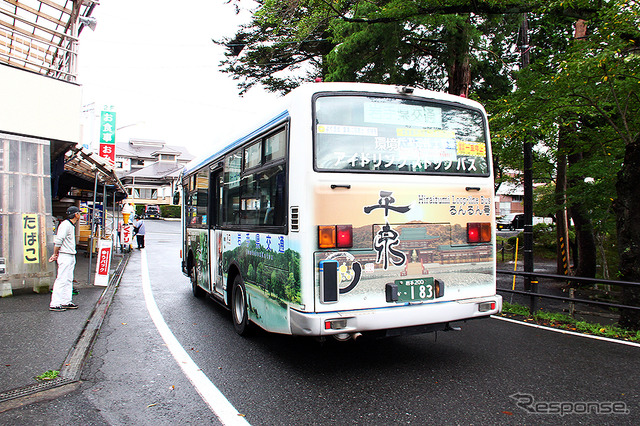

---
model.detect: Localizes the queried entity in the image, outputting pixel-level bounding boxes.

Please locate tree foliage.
[485,0,640,326]
[217,0,597,96]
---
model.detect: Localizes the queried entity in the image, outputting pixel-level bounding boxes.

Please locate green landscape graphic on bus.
[194,231,209,290]
[222,234,301,305]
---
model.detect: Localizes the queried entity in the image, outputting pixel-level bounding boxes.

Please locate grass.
[501,302,640,343]
[35,370,59,381]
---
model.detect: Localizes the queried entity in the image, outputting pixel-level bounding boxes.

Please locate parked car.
[496,213,524,230]
[145,205,161,219]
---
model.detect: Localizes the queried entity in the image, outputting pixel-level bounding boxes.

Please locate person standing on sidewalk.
[133,214,145,249]
[48,206,81,312]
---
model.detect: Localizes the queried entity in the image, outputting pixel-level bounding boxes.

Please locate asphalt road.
[1,220,638,425]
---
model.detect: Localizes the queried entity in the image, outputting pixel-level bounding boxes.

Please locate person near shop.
[133,214,146,249]
[48,205,81,312]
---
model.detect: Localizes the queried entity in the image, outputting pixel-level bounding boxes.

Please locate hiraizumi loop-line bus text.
[180,82,502,341]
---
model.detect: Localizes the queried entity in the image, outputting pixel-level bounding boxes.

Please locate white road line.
[493,315,640,348]
[140,249,250,425]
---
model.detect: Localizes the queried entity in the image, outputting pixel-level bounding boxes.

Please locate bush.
[533,223,557,258]
[161,205,181,218]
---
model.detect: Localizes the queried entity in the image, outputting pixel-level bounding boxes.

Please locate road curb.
[0,252,130,413]
[492,315,640,348]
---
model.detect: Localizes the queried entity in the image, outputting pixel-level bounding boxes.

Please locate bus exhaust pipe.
[333,332,363,342]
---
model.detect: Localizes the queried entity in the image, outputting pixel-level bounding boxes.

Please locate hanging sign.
[99,109,116,164]
[95,239,112,286]
[22,214,39,263]
[121,224,133,246]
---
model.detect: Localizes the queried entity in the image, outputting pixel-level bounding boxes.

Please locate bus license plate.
[395,277,435,302]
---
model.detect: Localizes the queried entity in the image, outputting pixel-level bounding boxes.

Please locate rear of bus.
[289,84,502,339]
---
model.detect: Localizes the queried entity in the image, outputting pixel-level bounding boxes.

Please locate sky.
[76,0,278,158]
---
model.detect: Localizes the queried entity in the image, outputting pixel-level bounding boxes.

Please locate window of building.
[133,188,157,199]
[160,154,176,162]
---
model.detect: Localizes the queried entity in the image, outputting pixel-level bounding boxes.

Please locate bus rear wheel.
[191,267,205,298]
[232,275,250,336]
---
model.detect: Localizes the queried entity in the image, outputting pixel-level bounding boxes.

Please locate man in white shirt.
[49,205,81,311]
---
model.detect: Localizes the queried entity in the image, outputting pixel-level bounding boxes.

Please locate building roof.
[151,147,181,156]
[63,145,126,193]
[115,138,194,162]
[118,161,184,181]
[0,0,97,82]
[496,181,524,196]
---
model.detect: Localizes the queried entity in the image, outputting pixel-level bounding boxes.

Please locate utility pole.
[520,13,537,313]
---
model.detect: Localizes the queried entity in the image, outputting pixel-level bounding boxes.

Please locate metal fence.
[496,269,640,314]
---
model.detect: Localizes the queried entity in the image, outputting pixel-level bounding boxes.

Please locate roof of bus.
[184,82,486,176]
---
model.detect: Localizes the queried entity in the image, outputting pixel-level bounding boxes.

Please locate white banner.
[121,224,133,246]
[95,239,113,286]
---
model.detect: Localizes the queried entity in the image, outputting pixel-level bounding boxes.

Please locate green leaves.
[35,370,59,381]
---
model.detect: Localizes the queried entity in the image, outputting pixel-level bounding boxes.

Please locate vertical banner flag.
[99,109,116,164]
[95,239,113,286]
[121,224,133,247]
[22,214,39,263]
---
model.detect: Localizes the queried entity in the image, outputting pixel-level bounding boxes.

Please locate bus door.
[210,168,225,297]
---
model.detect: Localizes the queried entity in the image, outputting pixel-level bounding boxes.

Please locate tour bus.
[180,82,502,340]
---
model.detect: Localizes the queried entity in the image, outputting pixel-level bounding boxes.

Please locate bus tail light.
[478,301,496,312]
[336,225,353,248]
[318,225,353,249]
[318,226,337,248]
[467,223,491,243]
[325,319,347,330]
[434,279,444,298]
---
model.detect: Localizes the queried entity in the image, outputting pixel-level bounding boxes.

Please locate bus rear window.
[314,95,489,175]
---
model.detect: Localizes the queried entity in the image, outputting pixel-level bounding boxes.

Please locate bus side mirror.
[173,191,180,205]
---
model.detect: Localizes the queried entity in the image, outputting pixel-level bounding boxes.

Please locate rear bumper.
[289,295,502,336]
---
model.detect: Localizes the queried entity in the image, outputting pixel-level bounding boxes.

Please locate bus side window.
[258,164,285,227]
[193,169,209,225]
[240,174,259,225]
[223,152,242,225]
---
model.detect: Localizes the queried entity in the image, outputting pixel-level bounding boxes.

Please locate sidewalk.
[0,246,130,411]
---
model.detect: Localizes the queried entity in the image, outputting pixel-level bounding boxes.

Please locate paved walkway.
[0,247,129,410]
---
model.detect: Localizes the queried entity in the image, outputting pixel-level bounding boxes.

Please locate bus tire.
[191,267,205,298]
[232,275,250,336]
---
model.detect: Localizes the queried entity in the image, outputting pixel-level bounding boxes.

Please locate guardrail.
[496,270,640,315]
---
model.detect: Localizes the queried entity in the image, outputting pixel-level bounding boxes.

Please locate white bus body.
[181,83,502,339]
